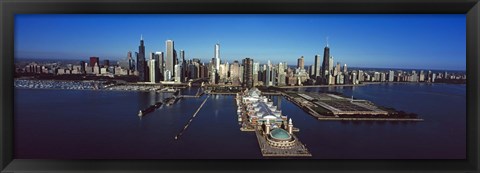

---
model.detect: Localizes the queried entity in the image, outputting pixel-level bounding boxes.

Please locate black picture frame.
[1,0,479,172]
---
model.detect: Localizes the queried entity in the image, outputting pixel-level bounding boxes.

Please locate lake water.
[14,83,466,159]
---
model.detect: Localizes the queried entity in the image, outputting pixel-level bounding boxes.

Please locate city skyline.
[15,14,466,70]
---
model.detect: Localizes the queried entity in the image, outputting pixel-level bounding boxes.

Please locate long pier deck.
[174,95,210,140]
[283,92,424,121]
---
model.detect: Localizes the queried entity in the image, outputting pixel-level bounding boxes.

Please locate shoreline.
[14,87,157,93]
[317,117,424,121]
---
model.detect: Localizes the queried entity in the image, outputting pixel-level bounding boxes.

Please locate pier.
[236,88,312,157]
[174,95,210,140]
[180,88,204,98]
[255,127,311,157]
[208,92,237,95]
[283,92,424,121]
[277,83,366,89]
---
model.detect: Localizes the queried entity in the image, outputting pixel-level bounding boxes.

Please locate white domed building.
[237,88,297,149]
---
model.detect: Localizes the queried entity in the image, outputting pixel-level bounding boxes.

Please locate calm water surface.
[14,83,466,159]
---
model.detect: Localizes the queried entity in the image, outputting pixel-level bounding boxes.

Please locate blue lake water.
[14,83,466,159]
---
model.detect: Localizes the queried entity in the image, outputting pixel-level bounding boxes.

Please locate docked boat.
[138,105,156,116]
[154,102,163,108]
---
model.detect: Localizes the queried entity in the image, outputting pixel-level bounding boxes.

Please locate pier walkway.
[174,95,210,140]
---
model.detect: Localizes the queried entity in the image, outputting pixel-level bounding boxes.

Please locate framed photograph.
[1,0,479,172]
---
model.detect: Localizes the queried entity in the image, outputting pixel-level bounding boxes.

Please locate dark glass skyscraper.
[321,44,330,77]
[137,35,147,82]
[154,52,162,82]
[314,55,321,77]
[180,50,186,82]
[242,58,254,89]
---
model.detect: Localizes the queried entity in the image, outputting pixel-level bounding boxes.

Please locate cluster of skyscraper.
[131,36,209,84]
[16,37,466,86]
[209,40,466,88]
[214,40,347,88]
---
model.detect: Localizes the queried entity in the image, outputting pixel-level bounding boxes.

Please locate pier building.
[236,88,311,156]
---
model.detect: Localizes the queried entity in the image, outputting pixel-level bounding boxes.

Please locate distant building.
[103,60,110,67]
[149,59,156,83]
[154,52,163,82]
[165,40,175,81]
[321,40,330,77]
[388,70,394,82]
[179,49,186,82]
[374,72,380,82]
[335,62,340,75]
[89,57,99,67]
[80,61,86,74]
[93,62,100,74]
[174,64,181,83]
[314,55,321,77]
[137,35,147,82]
[253,62,260,86]
[210,69,218,84]
[265,60,272,86]
[358,70,364,82]
[242,58,254,88]
[214,43,220,71]
[419,70,425,82]
[351,72,357,84]
[380,72,386,82]
[328,57,333,75]
[277,62,286,86]
[127,51,135,71]
[297,56,304,70]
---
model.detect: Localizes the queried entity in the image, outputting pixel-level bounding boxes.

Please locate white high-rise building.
[165,40,175,80]
[214,43,220,71]
[149,59,156,83]
[174,64,181,83]
[328,56,334,75]
[389,70,394,82]
[266,60,271,86]
[253,61,260,85]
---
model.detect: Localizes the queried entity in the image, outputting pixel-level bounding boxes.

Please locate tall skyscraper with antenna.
[137,35,147,82]
[322,37,330,78]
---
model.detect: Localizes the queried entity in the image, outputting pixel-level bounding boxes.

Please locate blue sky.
[15,14,465,70]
